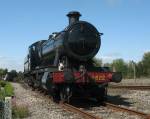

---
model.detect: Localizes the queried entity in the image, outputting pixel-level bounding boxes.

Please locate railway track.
[60,102,102,119]
[61,101,150,119]
[21,83,102,119]
[21,82,150,119]
[105,102,150,119]
[109,85,150,90]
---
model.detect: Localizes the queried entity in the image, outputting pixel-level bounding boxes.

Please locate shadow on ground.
[107,95,133,106]
[69,95,133,110]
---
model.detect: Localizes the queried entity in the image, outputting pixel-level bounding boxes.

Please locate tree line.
[94,51,150,79]
[0,51,150,80]
[0,69,23,81]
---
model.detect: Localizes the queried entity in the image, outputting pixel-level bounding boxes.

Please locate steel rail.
[21,82,102,119]
[60,102,102,119]
[109,85,150,90]
[22,82,150,119]
[105,102,150,119]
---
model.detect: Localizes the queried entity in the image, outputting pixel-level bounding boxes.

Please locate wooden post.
[131,61,136,83]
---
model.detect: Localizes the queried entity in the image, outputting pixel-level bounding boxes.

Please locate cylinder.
[67,11,81,25]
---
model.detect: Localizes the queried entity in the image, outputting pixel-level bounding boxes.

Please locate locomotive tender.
[24,11,122,102]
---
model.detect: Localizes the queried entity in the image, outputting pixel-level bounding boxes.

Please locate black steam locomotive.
[24,11,122,102]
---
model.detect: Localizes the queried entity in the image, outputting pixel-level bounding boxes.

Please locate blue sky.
[0,0,149,71]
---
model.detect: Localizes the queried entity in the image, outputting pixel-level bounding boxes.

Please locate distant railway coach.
[24,11,122,102]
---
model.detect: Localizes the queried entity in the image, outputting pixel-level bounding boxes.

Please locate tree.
[7,70,17,81]
[111,59,127,78]
[136,61,144,78]
[0,69,4,78]
[93,58,102,67]
[0,68,8,79]
[141,52,150,77]
[15,71,23,82]
[126,61,134,78]
[103,63,111,67]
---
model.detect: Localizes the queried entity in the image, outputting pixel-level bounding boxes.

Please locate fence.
[0,97,12,119]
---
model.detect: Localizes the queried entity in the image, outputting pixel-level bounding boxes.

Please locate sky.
[0,0,150,71]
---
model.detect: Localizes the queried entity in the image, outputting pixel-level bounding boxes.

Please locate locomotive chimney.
[67,11,81,25]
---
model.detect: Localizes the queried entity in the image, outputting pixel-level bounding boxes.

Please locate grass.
[4,82,14,97]
[0,80,7,87]
[0,80,30,118]
[0,80,14,100]
[12,104,30,119]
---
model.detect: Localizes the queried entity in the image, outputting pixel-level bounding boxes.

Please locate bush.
[0,80,7,87]
[4,82,14,97]
[0,88,5,100]
[0,81,14,100]
[12,104,29,118]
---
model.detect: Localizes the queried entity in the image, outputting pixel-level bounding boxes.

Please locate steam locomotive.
[24,11,122,102]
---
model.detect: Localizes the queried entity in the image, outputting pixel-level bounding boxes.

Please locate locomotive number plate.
[88,72,112,82]
[94,75,106,81]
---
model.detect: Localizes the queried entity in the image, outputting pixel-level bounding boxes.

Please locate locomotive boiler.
[24,11,122,102]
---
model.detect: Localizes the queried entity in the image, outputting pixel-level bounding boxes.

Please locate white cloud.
[0,56,23,72]
[97,52,122,63]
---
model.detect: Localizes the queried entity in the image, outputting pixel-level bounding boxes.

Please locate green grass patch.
[0,80,7,87]
[12,104,30,119]
[4,82,14,97]
[0,81,14,100]
[0,81,29,118]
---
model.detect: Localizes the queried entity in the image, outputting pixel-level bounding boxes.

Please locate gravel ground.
[11,83,83,119]
[101,78,150,119]
[84,106,141,119]
[108,89,150,114]
[11,82,150,119]
[71,98,143,119]
[77,101,143,119]
[108,78,150,114]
